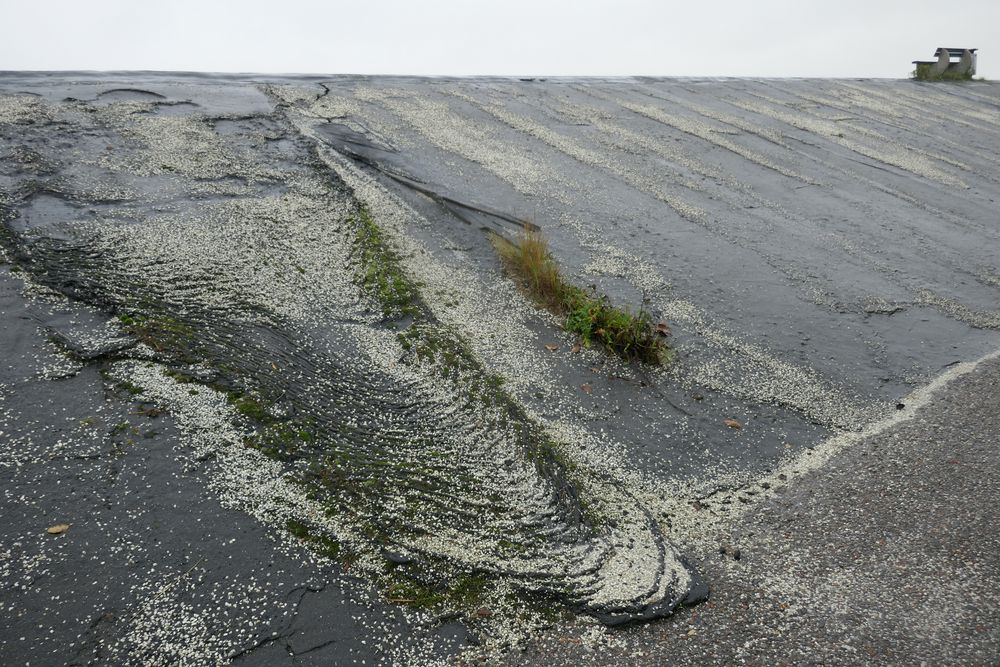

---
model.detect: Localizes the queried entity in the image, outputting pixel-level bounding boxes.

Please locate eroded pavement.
[0,73,998,665]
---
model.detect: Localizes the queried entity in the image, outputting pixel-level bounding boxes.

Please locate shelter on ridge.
[913,48,977,79]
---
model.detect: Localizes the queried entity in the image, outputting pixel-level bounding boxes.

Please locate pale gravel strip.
[480,84,739,193]
[441,88,709,224]
[916,289,1000,329]
[352,86,566,198]
[298,123,696,612]
[980,271,1000,288]
[569,85,844,227]
[686,90,972,223]
[108,359,456,667]
[650,92,791,149]
[85,190,365,325]
[525,88,932,318]
[886,83,1000,129]
[646,86,1000,295]
[756,85,978,175]
[728,94,968,188]
[656,347,1000,550]
[522,89,798,225]
[839,82,1000,142]
[0,94,53,124]
[266,84,407,151]
[824,84,1000,171]
[604,95,818,185]
[705,87,1000,248]
[639,80,984,211]
[92,102,281,182]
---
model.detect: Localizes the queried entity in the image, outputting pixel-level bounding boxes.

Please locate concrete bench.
[913,47,978,79]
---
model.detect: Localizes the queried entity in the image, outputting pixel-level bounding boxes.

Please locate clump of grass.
[495,231,565,311]
[491,231,669,365]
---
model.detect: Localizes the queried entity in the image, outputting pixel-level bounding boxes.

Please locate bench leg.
[959,49,976,76]
[930,48,950,77]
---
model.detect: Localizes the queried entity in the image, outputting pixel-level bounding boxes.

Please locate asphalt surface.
[506,351,1000,665]
[1,74,998,665]
[0,257,464,667]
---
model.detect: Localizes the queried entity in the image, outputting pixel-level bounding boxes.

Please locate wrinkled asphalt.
[1,73,998,666]
[510,351,1000,665]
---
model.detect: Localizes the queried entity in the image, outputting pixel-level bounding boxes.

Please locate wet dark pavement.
[0,263,467,666]
[507,350,1000,665]
[1,73,998,665]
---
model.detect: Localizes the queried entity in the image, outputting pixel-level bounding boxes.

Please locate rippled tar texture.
[2,74,999,666]
[0,84,700,664]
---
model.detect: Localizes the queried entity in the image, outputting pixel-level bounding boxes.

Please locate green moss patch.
[118,312,199,361]
[351,205,418,319]
[285,518,342,560]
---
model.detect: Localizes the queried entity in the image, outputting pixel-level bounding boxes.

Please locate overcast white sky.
[2,0,996,78]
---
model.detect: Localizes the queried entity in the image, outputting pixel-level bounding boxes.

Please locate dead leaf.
[271,362,279,371]
[656,322,671,336]
[581,383,593,395]
[571,344,581,353]
[544,343,559,352]
[723,418,742,430]
[46,524,70,535]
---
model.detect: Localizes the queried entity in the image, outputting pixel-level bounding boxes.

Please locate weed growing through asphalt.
[491,231,670,365]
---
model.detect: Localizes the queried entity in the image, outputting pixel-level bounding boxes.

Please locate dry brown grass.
[492,231,563,310]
